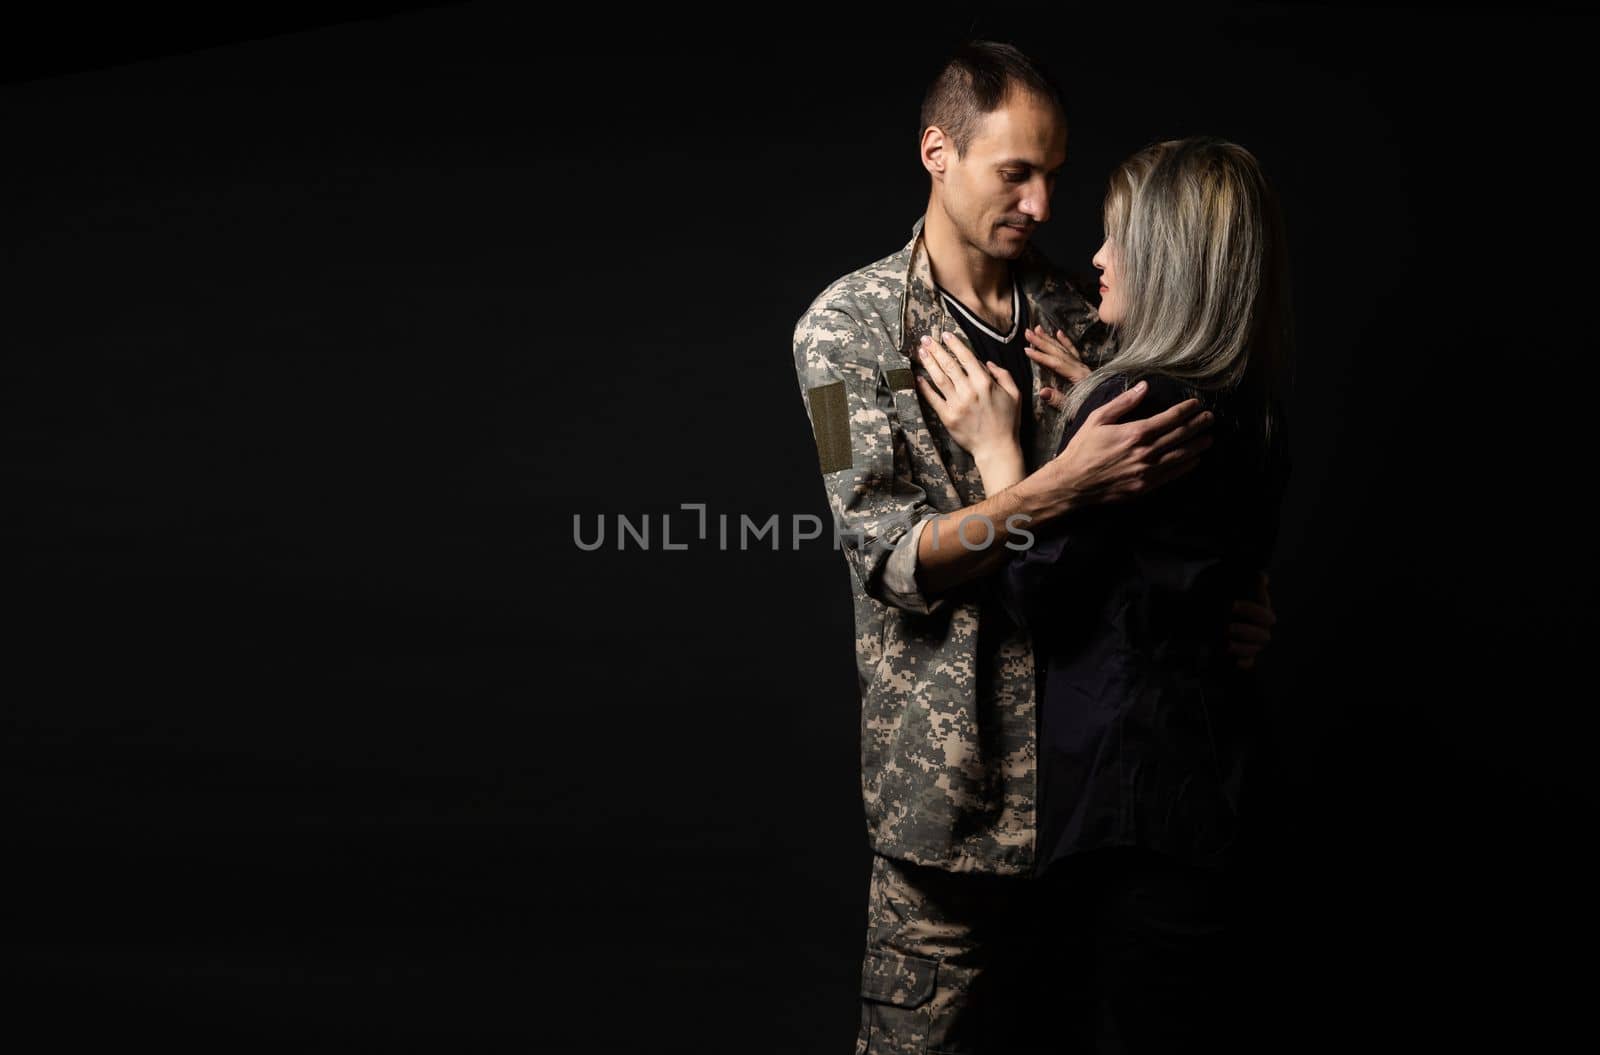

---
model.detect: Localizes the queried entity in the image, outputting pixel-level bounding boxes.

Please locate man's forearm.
[915,461,1079,596]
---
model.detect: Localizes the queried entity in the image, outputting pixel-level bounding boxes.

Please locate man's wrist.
[1011,460,1078,523]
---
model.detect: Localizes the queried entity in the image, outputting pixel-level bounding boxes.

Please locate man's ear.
[921,126,950,180]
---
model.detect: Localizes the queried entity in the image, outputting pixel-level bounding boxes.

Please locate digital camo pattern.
[856,853,997,1053]
[792,216,1112,875]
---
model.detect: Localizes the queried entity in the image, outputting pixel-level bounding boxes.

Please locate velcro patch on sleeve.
[808,381,852,473]
[884,368,914,391]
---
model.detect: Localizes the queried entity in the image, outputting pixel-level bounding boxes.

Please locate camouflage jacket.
[792,215,1111,875]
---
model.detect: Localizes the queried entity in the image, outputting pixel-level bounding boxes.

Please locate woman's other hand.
[1024,325,1090,408]
[1228,572,1276,670]
[915,330,1025,491]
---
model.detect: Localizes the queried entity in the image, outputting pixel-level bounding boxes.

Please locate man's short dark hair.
[919,40,1066,157]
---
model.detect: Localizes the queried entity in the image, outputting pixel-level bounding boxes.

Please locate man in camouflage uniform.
[791,42,1274,1053]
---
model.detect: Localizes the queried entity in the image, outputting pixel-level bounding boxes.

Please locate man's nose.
[1020,180,1051,224]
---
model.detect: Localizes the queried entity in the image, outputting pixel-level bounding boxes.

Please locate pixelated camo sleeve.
[792,305,940,615]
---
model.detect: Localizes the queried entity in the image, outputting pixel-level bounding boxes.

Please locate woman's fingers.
[1227,641,1260,670]
[1024,325,1079,357]
[1024,326,1089,383]
[922,330,996,404]
[917,335,962,400]
[983,363,1022,437]
[1053,329,1089,381]
[1022,334,1070,369]
[1226,623,1272,646]
[938,330,987,383]
[1023,326,1060,358]
[1022,345,1061,370]
[984,360,1020,401]
[1231,599,1277,627]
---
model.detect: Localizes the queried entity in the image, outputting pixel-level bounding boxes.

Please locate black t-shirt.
[933,276,1034,459]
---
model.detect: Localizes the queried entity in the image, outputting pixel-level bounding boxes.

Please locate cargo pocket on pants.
[861,948,938,1054]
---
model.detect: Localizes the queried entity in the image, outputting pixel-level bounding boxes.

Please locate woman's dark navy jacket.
[999,372,1290,877]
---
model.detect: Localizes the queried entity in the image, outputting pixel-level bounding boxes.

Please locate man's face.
[938,90,1067,261]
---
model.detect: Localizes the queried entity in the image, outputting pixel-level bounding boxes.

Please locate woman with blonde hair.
[918,135,1292,1052]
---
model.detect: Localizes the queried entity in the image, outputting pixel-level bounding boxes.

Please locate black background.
[5,2,1596,1050]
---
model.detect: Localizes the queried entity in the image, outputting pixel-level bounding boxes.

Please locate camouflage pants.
[855,852,1039,1054]
[854,848,1242,1054]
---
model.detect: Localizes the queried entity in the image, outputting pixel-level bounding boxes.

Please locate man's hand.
[1024,325,1091,406]
[1228,572,1276,670]
[1039,380,1213,510]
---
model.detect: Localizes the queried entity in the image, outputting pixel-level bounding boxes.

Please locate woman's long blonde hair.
[1063,136,1292,446]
